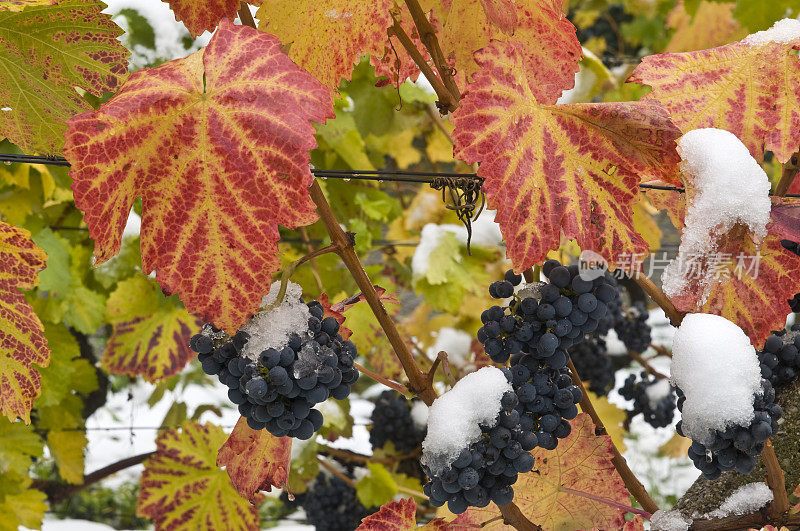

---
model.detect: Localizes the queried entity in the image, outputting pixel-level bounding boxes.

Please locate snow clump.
[671,313,763,444]
[661,128,771,302]
[703,482,773,518]
[650,510,691,531]
[421,366,512,475]
[237,280,311,361]
[744,18,800,46]
[645,379,673,409]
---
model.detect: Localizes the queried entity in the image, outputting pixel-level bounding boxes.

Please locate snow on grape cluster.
[188,281,358,440]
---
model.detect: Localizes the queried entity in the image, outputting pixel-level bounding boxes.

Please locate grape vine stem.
[630,274,684,327]
[775,151,800,197]
[567,358,660,514]
[762,439,789,519]
[353,361,411,397]
[627,349,669,380]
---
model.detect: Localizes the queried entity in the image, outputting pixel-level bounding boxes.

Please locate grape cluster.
[369,391,426,453]
[569,338,614,397]
[781,241,800,312]
[477,260,619,365]
[189,300,359,440]
[614,301,651,354]
[678,379,782,480]
[508,353,580,449]
[758,326,800,387]
[424,385,536,514]
[301,472,373,531]
[619,372,676,429]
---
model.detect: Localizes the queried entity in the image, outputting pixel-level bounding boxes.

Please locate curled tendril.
[430,176,485,254]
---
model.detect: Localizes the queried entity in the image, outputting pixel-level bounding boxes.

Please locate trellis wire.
[4,152,800,197]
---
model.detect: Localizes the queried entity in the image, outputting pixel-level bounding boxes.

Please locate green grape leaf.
[0,0,129,154]
[355,462,397,508]
[137,421,260,530]
[0,419,43,476]
[103,275,200,382]
[36,323,80,407]
[0,220,48,423]
[0,484,47,531]
[31,228,70,295]
[733,0,800,31]
[46,429,87,484]
[92,235,142,290]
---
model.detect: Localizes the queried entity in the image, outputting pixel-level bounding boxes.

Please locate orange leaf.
[439,0,581,101]
[166,0,260,37]
[449,413,630,530]
[256,0,394,93]
[452,41,681,271]
[64,21,334,334]
[630,31,800,163]
[0,221,49,423]
[217,416,292,501]
[357,498,448,530]
[669,223,800,346]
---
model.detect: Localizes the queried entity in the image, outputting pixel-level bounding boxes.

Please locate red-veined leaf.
[630,30,800,162]
[0,0,128,154]
[452,41,681,271]
[448,413,630,530]
[669,223,800,346]
[770,200,800,242]
[370,3,430,88]
[439,0,580,101]
[0,0,56,10]
[166,0,261,38]
[137,421,260,530]
[0,220,48,422]
[102,276,200,382]
[357,498,448,530]
[256,0,394,93]
[64,20,334,334]
[217,416,292,501]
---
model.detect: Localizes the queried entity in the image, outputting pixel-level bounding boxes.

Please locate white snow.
[410,401,429,431]
[650,510,691,531]
[744,18,800,45]
[671,313,763,444]
[411,212,504,276]
[238,281,311,361]
[662,129,771,301]
[703,482,773,518]
[427,327,472,367]
[421,367,512,475]
[645,379,673,409]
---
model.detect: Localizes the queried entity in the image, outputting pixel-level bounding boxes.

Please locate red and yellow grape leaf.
[370,3,428,88]
[216,416,292,501]
[438,0,581,102]
[64,21,334,334]
[166,0,260,38]
[770,200,800,243]
[644,187,686,231]
[103,276,200,382]
[0,0,128,154]
[664,0,746,53]
[668,223,800,346]
[256,0,394,93]
[630,32,800,163]
[137,421,260,530]
[448,413,630,530]
[451,41,681,272]
[0,221,48,423]
[623,516,646,530]
[0,1,57,10]
[357,498,448,530]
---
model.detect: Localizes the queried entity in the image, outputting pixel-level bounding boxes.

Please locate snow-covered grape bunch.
[369,391,427,453]
[477,259,619,365]
[422,368,536,514]
[672,314,783,480]
[619,372,676,429]
[758,325,800,387]
[188,281,359,440]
